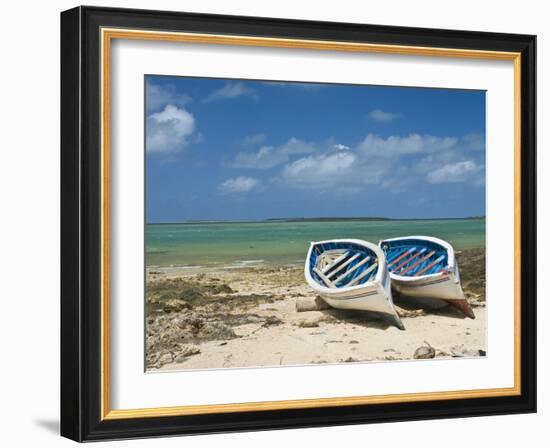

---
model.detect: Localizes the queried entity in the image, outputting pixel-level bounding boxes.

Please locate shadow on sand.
[394,295,468,320]
[321,308,394,330]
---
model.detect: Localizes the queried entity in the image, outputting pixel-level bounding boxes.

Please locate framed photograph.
[60,6,536,441]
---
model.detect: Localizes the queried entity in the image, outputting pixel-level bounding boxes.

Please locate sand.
[146,248,486,371]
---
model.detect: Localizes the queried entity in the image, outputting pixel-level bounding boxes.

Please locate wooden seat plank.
[321,252,350,274]
[313,267,336,288]
[326,253,361,279]
[334,256,371,284]
[387,247,415,267]
[392,248,427,271]
[346,261,379,287]
[415,255,446,276]
[400,251,436,276]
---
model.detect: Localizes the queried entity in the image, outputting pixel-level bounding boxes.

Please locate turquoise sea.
[146,218,485,268]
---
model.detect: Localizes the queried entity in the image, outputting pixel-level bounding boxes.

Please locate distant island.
[267,216,485,222]
[149,216,485,225]
[266,217,389,222]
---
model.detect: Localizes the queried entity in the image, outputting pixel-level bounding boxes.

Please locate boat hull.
[305,239,404,330]
[390,272,475,318]
[380,236,475,319]
[391,272,462,301]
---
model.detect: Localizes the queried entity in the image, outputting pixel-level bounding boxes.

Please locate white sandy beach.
[146,250,486,371]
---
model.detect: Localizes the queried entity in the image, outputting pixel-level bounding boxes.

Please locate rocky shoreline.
[146,248,486,370]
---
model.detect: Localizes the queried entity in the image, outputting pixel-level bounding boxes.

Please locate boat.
[304,239,405,330]
[379,236,475,319]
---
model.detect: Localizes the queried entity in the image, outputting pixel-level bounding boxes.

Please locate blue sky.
[145,75,485,222]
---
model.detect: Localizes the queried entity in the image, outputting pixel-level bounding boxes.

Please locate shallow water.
[146,218,485,268]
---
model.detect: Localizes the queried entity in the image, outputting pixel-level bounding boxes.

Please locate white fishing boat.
[304,239,404,330]
[379,235,475,319]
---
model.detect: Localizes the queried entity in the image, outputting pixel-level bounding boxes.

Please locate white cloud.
[218,176,262,194]
[221,131,484,195]
[358,133,458,157]
[146,81,191,113]
[230,137,316,169]
[368,109,400,122]
[277,132,484,193]
[232,146,281,169]
[462,133,485,151]
[204,82,257,102]
[146,105,196,153]
[427,160,483,184]
[282,152,356,188]
[280,138,317,155]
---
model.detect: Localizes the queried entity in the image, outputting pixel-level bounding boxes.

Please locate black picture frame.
[61,5,536,442]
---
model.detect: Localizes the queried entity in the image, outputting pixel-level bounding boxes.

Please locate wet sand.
[146,248,486,371]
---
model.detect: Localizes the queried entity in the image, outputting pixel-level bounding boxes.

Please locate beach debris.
[456,248,485,299]
[146,277,237,310]
[174,345,201,363]
[263,316,282,327]
[413,341,436,359]
[295,296,330,312]
[297,320,319,328]
[158,352,173,365]
[341,357,359,363]
[197,320,238,340]
[163,298,191,313]
[249,315,284,335]
[468,298,486,308]
[145,311,239,369]
[435,349,451,358]
[146,350,176,369]
[395,306,427,318]
[349,340,359,344]
[317,314,339,324]
[450,344,486,357]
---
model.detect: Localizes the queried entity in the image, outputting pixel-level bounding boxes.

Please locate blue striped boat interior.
[381,238,448,277]
[310,241,379,288]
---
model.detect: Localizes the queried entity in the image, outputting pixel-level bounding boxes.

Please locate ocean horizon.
[146,217,485,268]
[147,215,485,225]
